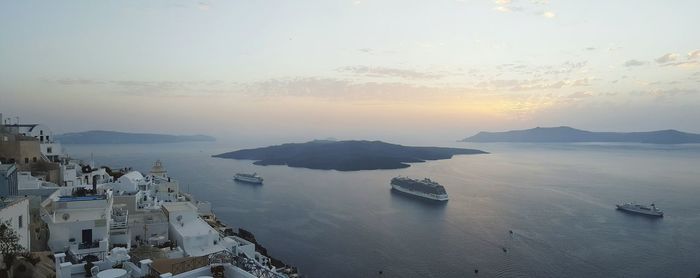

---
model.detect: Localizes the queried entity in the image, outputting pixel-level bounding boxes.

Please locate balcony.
[79,241,100,250]
[67,238,109,263]
[70,238,108,254]
[111,207,129,230]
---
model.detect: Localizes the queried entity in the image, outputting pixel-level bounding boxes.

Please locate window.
[18,215,22,228]
[40,136,44,141]
[47,147,53,153]
[46,136,49,141]
[32,157,37,162]
[24,157,29,164]
[40,130,43,135]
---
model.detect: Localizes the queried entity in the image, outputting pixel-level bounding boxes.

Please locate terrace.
[57,195,106,202]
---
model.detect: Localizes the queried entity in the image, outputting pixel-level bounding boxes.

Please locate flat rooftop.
[161,201,196,212]
[129,209,168,224]
[57,195,106,202]
[50,209,106,223]
[174,216,217,237]
[0,196,28,209]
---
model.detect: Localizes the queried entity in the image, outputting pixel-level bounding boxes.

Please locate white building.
[107,169,182,211]
[109,204,130,249]
[162,202,225,257]
[17,171,44,189]
[59,161,80,187]
[152,176,181,203]
[147,160,182,203]
[145,235,290,278]
[0,163,18,196]
[150,160,168,179]
[0,196,30,250]
[3,123,63,162]
[127,209,169,247]
[111,171,145,193]
[41,189,113,262]
[79,166,113,187]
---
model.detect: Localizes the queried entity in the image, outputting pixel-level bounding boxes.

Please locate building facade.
[2,123,63,162]
[0,163,18,196]
[41,190,113,262]
[162,202,225,257]
[0,196,30,250]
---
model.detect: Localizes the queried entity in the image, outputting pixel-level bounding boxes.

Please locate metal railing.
[150,256,209,276]
[67,249,106,263]
[78,241,100,250]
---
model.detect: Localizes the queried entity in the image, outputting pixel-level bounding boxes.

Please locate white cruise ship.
[234,173,264,184]
[390,177,448,201]
[616,203,663,217]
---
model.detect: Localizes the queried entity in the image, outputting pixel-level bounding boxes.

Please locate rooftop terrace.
[57,195,107,202]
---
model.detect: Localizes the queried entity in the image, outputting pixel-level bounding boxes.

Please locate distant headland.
[462,126,700,144]
[56,130,216,144]
[213,140,487,171]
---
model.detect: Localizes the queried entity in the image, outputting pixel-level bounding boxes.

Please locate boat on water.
[390,177,448,201]
[616,202,663,217]
[234,173,263,184]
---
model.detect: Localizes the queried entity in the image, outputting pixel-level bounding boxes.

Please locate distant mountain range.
[56,130,216,144]
[213,140,487,171]
[462,126,700,144]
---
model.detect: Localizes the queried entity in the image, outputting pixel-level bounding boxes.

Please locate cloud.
[542,11,556,18]
[491,0,554,17]
[356,48,396,56]
[660,60,699,68]
[241,77,494,101]
[688,50,700,60]
[44,78,229,97]
[543,61,587,75]
[336,66,447,79]
[46,78,104,85]
[624,60,647,67]
[584,47,596,51]
[475,77,592,91]
[494,5,512,12]
[496,60,587,76]
[655,53,679,64]
[567,91,593,99]
[197,1,211,11]
[493,0,523,13]
[642,88,700,98]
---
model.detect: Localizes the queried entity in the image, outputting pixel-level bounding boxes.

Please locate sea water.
[64,141,700,277]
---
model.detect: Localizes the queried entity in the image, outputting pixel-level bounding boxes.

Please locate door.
[82,229,92,244]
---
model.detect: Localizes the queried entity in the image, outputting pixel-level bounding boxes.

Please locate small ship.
[234,173,264,184]
[616,202,663,217]
[390,177,448,201]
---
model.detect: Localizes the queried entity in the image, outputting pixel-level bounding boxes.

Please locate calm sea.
[64,141,700,278]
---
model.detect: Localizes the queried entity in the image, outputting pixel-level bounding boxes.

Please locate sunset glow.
[1,0,699,143]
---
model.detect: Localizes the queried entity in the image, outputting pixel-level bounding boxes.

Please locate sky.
[1,0,699,145]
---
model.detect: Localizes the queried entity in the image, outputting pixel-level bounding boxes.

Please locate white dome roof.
[119,171,144,183]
